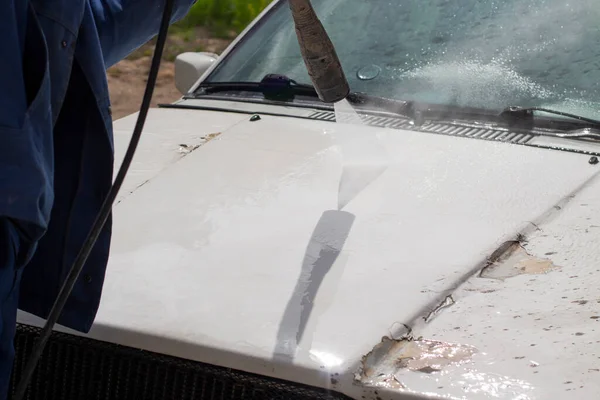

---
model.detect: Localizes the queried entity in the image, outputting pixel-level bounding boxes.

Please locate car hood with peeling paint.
[18,104,600,400]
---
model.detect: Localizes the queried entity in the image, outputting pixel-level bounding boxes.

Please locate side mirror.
[174,52,218,94]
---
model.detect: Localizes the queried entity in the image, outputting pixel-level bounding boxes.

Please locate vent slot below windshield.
[308,110,534,145]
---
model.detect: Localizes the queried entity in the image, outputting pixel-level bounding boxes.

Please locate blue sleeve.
[0,0,28,129]
[0,0,54,266]
[90,0,197,69]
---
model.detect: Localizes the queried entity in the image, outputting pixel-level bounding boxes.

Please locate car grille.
[10,324,350,400]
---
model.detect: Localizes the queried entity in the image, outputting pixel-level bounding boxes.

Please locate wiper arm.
[190,74,319,101]
[499,106,600,127]
[344,93,501,125]
[342,97,600,132]
[553,128,600,140]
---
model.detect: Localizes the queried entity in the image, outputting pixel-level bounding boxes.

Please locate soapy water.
[332,99,389,210]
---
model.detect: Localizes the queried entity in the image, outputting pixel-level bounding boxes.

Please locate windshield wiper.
[191,76,422,122]
[190,74,319,101]
[499,106,600,127]
[552,128,600,140]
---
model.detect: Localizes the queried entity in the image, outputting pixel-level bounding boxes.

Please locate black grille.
[10,324,350,400]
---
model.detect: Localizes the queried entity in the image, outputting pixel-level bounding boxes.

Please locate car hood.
[19,105,600,400]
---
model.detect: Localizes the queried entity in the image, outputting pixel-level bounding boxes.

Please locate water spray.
[289,0,388,210]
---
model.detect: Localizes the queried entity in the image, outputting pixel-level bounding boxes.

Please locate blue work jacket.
[1,0,195,332]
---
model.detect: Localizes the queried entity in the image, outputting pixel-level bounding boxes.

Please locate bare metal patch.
[480,242,559,280]
[356,336,477,388]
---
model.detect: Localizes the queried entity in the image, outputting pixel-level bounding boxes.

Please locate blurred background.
[107,0,271,120]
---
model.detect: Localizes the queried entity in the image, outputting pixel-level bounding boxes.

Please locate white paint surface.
[18,106,600,400]
[111,108,249,204]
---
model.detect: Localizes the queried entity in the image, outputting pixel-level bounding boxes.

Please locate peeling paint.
[202,132,222,142]
[424,295,455,323]
[178,143,200,155]
[374,374,406,390]
[480,241,559,280]
[178,132,222,155]
[356,336,477,389]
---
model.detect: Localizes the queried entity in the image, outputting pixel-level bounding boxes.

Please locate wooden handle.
[289,0,349,103]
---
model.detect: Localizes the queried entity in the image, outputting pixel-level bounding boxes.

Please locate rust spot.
[356,336,477,388]
[480,242,559,280]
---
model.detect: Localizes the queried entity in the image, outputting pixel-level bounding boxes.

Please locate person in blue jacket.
[0,1,196,397]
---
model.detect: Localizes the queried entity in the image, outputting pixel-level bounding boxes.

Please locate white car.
[14,0,600,399]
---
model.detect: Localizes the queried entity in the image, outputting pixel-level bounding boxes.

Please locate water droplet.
[357,65,381,81]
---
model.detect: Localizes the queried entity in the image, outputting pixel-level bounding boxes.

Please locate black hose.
[12,1,175,398]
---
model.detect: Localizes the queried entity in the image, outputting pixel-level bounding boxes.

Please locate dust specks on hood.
[572,300,589,305]
[480,241,559,280]
[356,336,477,389]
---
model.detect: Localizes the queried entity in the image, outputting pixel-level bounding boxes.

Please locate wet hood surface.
[19,107,600,399]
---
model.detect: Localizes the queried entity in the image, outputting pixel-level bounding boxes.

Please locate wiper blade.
[499,106,600,127]
[344,93,499,125]
[191,74,319,101]
[191,77,421,120]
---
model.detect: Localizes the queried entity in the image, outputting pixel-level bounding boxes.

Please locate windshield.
[204,0,600,119]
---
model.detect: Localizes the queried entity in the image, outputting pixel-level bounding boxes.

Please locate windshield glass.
[204,0,600,119]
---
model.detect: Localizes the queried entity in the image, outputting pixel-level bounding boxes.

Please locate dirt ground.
[107,28,232,120]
